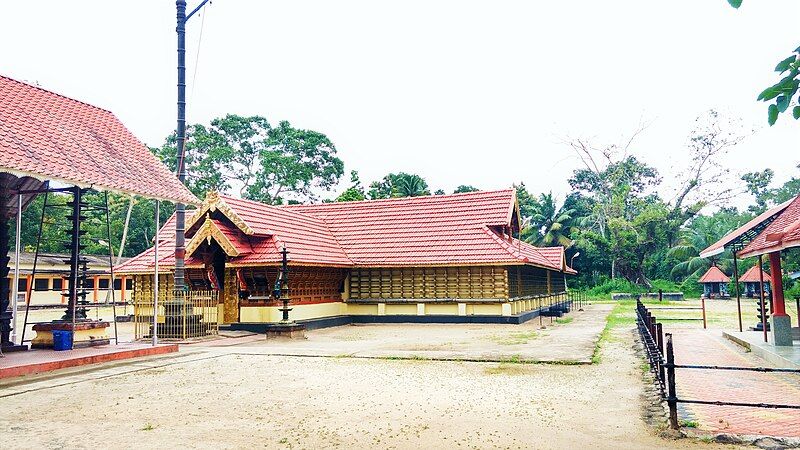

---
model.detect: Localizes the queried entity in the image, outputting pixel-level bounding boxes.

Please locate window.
[17,278,27,292]
[113,279,122,290]
[125,279,133,290]
[34,278,49,291]
[85,278,95,289]
[99,278,109,289]
[52,278,63,291]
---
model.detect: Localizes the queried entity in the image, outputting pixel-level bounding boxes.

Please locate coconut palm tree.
[524,193,576,247]
[392,173,430,197]
[668,214,738,279]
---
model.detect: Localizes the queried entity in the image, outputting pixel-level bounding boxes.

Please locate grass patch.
[484,363,528,376]
[141,423,156,431]
[592,300,637,364]
[679,419,699,428]
[555,317,573,324]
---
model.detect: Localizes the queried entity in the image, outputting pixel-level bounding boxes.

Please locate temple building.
[118,190,576,327]
[740,265,770,299]
[698,266,730,299]
[5,253,131,307]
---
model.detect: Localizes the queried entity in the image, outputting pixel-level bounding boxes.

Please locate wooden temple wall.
[507,266,568,298]
[347,266,509,300]
[129,265,570,323]
[131,273,176,302]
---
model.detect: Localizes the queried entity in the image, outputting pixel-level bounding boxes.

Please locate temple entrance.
[186,239,239,323]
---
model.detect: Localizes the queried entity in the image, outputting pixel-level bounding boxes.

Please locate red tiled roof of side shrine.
[698,266,730,283]
[0,75,198,205]
[117,190,576,274]
[738,195,800,258]
[739,265,770,283]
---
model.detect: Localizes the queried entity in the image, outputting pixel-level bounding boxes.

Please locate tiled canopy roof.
[118,190,576,274]
[739,265,770,283]
[698,266,730,283]
[699,198,793,258]
[0,75,198,205]
[738,195,800,258]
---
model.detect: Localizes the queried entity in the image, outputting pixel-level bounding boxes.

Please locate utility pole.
[175,0,210,290]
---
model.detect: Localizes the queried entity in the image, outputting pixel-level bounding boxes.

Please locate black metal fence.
[636,300,800,429]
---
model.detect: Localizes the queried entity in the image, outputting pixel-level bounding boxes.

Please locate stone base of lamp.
[31,320,110,349]
[264,322,306,339]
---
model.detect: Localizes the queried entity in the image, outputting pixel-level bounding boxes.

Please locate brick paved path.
[668,328,800,437]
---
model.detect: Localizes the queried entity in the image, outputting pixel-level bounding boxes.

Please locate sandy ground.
[0,307,742,449]
[209,304,612,363]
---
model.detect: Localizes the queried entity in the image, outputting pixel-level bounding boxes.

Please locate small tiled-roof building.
[698,266,730,299]
[739,266,771,299]
[119,190,576,325]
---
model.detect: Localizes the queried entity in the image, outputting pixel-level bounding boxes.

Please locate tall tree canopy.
[453,185,479,193]
[367,173,431,199]
[153,114,344,204]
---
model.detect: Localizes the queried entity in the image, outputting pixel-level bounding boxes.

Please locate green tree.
[726,1,800,125]
[513,183,539,220]
[154,115,344,204]
[246,121,344,204]
[525,193,575,247]
[367,173,430,199]
[667,209,747,279]
[742,169,774,214]
[152,124,228,198]
[336,171,366,202]
[453,185,479,193]
[393,174,430,197]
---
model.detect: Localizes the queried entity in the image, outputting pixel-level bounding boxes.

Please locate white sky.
[2,1,799,208]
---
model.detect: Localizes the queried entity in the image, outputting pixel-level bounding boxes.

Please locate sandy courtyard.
[0,311,741,449]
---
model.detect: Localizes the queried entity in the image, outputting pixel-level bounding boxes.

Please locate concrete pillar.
[416,303,425,316]
[377,303,386,316]
[768,251,793,346]
[457,303,466,316]
[501,303,512,316]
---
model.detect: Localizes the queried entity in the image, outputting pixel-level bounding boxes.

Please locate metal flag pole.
[11,194,21,344]
[175,0,212,291]
[153,200,160,346]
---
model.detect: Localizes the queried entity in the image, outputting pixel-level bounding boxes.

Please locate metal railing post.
[656,322,665,388]
[665,333,679,429]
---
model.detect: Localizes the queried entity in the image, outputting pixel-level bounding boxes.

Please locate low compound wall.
[611,292,684,301]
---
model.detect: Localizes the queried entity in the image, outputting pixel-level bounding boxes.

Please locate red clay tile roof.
[0,75,198,205]
[739,265,770,283]
[114,214,203,274]
[118,190,574,274]
[699,198,793,258]
[698,266,730,283]
[283,190,565,268]
[738,195,800,258]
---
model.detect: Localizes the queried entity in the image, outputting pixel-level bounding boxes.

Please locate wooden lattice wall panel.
[235,266,345,304]
[507,266,566,298]
[132,273,175,302]
[348,266,508,300]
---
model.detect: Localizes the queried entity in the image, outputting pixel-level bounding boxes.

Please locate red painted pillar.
[768,251,787,317]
